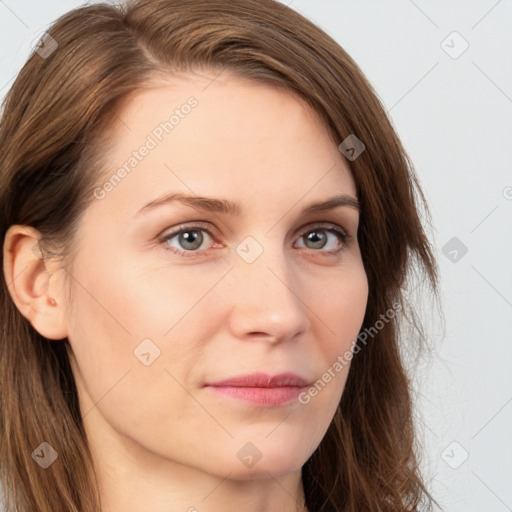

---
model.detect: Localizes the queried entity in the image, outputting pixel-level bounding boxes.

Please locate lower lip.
[205,385,306,406]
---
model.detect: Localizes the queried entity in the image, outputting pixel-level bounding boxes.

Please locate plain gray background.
[1,1,511,510]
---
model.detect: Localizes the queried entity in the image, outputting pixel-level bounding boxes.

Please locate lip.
[205,372,308,388]
[204,372,310,407]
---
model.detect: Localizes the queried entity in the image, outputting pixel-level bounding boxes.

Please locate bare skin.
[4,70,368,512]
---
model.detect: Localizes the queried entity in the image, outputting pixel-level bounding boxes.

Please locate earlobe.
[3,225,69,340]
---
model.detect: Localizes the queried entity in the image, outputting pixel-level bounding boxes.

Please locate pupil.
[180,230,202,249]
[307,231,326,248]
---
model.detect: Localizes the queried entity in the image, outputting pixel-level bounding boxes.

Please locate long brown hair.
[0,0,440,510]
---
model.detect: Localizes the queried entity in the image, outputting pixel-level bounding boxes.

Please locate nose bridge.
[227,236,310,340]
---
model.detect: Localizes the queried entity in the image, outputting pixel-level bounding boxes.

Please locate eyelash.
[159,222,351,259]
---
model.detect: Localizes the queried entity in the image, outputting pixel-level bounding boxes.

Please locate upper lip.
[205,372,309,388]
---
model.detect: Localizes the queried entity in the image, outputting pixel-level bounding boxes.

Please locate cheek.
[64,254,207,450]
[308,262,369,351]
[261,260,367,421]
[305,263,368,401]
[64,250,228,407]
[68,248,221,343]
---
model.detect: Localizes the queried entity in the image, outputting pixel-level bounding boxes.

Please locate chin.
[225,449,307,481]
[229,463,303,481]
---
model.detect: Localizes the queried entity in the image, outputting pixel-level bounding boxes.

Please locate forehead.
[109,71,339,149]
[91,72,356,218]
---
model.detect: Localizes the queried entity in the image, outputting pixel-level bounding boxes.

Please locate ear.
[3,225,69,340]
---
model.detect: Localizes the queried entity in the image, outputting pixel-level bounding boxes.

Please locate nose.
[227,245,310,343]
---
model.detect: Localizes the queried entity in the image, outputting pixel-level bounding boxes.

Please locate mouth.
[203,372,310,407]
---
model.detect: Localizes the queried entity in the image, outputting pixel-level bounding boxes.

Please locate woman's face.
[62,71,368,479]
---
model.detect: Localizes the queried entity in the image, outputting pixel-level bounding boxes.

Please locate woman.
[0,0,440,510]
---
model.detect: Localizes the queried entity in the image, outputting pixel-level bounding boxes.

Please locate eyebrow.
[134,191,360,218]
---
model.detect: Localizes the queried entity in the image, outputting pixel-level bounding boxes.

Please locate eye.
[295,223,350,254]
[160,222,217,258]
